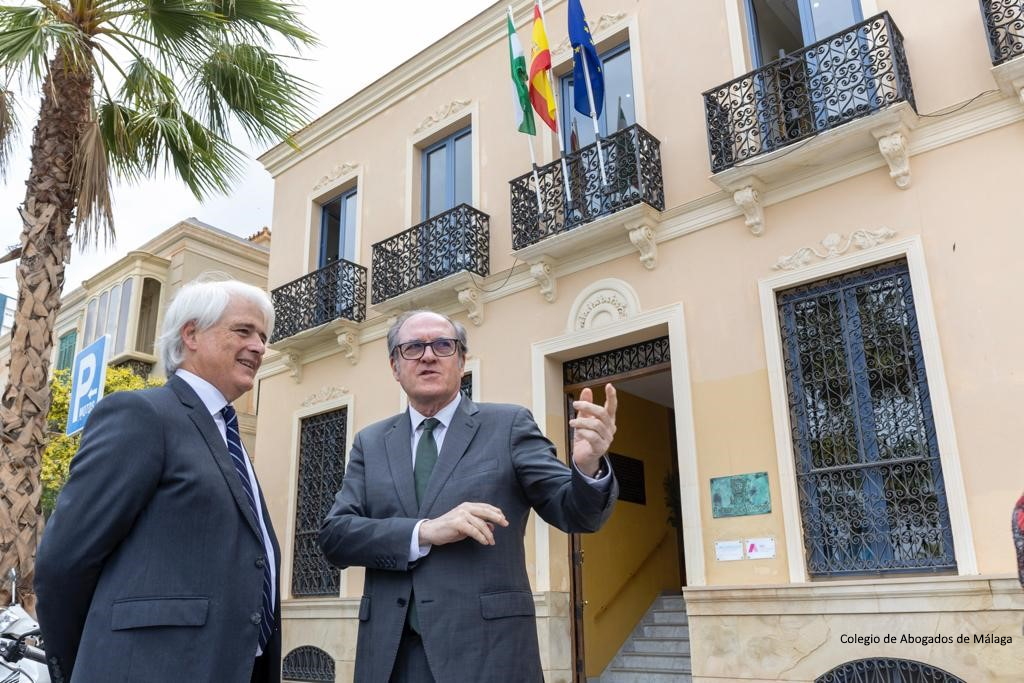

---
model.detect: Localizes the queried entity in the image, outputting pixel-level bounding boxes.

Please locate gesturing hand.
[570,383,618,476]
[419,502,509,546]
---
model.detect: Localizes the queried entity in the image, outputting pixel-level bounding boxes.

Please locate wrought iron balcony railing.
[371,204,489,304]
[981,0,1024,64]
[510,124,664,251]
[270,258,367,342]
[703,12,915,174]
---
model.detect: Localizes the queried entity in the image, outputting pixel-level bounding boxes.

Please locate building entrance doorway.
[562,336,686,681]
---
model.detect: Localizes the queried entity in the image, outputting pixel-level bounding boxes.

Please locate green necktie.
[409,417,440,634]
[414,418,440,505]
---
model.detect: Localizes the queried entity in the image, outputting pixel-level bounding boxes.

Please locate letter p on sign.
[67,335,109,435]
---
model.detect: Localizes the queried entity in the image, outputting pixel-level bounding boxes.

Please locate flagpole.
[535,0,574,209]
[578,47,609,186]
[509,6,546,219]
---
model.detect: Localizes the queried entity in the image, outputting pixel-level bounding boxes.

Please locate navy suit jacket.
[35,376,281,683]
[319,397,617,682]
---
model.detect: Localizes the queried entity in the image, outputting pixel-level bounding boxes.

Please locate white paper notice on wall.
[714,540,744,561]
[745,537,776,560]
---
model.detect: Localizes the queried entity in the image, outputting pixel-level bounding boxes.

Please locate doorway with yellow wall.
[562,338,685,681]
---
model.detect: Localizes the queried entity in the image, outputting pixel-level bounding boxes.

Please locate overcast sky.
[0,0,497,297]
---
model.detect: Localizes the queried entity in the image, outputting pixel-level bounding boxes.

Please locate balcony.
[982,1,1024,100]
[267,259,367,374]
[702,13,917,234]
[370,204,489,324]
[509,124,665,302]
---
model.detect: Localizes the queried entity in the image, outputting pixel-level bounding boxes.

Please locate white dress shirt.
[176,370,276,656]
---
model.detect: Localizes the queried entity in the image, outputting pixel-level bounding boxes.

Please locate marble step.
[613,652,692,672]
[629,635,690,653]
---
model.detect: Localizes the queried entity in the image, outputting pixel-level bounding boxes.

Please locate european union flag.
[568,0,604,117]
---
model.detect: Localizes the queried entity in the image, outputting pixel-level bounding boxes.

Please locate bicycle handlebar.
[0,635,48,665]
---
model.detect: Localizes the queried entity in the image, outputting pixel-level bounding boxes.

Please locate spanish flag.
[529,1,557,132]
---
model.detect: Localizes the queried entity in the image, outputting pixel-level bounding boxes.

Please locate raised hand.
[419,502,509,546]
[570,383,618,476]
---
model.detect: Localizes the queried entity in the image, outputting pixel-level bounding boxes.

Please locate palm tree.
[0,0,315,606]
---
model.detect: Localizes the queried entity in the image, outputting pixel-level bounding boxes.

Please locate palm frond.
[124,0,221,61]
[71,116,115,247]
[190,41,314,145]
[120,57,177,105]
[213,0,317,50]
[0,86,18,179]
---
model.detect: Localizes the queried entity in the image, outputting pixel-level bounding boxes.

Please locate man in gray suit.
[319,310,619,682]
[35,278,281,683]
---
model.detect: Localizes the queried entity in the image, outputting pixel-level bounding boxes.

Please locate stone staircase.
[596,593,691,683]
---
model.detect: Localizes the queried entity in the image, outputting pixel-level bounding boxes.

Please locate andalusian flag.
[529,1,557,132]
[507,11,535,135]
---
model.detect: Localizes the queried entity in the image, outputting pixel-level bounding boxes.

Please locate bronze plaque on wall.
[710,472,770,518]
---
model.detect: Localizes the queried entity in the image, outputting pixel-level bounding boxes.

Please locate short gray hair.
[158,277,275,373]
[386,310,468,359]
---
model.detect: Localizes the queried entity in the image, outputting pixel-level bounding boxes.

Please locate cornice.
[259,0,562,176]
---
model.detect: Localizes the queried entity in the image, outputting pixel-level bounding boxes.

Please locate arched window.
[282,646,335,682]
[816,658,966,683]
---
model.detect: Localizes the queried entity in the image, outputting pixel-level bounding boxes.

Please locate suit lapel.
[420,397,480,516]
[169,376,263,541]
[384,413,418,518]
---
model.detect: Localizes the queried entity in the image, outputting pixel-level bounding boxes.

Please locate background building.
[0,218,269,450]
[256,1,1024,681]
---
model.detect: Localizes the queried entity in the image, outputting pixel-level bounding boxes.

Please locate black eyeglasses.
[394,338,461,360]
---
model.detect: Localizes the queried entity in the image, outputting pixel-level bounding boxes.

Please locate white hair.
[158,277,275,373]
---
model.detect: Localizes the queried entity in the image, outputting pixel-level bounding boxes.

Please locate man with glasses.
[319,310,618,682]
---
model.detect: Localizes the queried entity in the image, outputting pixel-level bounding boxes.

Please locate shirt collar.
[176,369,230,415]
[409,392,462,432]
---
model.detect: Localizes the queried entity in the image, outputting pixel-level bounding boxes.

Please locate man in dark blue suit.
[36,278,281,683]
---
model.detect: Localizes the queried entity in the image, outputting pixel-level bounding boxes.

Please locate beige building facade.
[0,218,270,448]
[256,1,1024,681]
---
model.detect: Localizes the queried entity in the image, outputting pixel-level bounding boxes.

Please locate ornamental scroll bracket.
[733,183,766,236]
[624,209,659,269]
[335,323,360,365]
[529,257,557,303]
[281,351,302,384]
[456,284,484,326]
[872,124,911,189]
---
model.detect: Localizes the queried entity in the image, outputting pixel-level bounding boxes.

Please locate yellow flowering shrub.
[43,366,164,514]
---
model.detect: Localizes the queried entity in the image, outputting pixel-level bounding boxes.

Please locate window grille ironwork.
[271,259,367,342]
[777,260,955,577]
[980,0,1024,64]
[510,124,665,250]
[563,336,670,386]
[370,204,489,304]
[461,372,473,400]
[816,657,965,683]
[282,646,336,682]
[293,408,347,596]
[703,12,915,173]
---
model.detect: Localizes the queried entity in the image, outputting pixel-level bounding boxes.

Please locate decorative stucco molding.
[414,99,471,134]
[552,13,628,59]
[281,351,302,383]
[336,329,359,365]
[313,162,358,192]
[457,285,484,326]
[301,386,350,408]
[624,212,658,269]
[734,185,765,236]
[873,127,911,189]
[772,227,898,271]
[568,278,641,332]
[530,257,557,303]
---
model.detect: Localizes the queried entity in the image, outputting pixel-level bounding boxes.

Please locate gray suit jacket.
[319,398,617,683]
[35,376,281,683]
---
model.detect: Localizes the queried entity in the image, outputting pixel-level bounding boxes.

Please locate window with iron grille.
[56,331,78,372]
[292,408,347,596]
[777,260,955,577]
[460,371,473,400]
[816,657,965,683]
[282,645,335,682]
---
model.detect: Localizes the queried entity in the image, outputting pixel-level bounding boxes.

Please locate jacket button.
[255,557,266,568]
[251,613,262,625]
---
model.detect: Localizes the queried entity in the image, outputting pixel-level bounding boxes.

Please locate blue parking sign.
[66,335,109,435]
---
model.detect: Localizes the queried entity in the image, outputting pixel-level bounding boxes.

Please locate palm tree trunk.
[0,49,93,609]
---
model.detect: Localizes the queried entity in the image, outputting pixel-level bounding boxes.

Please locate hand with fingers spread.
[419,501,509,547]
[570,383,618,477]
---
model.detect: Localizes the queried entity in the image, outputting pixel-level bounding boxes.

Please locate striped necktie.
[222,404,274,652]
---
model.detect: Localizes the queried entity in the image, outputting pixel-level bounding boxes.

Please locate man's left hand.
[570,383,618,476]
